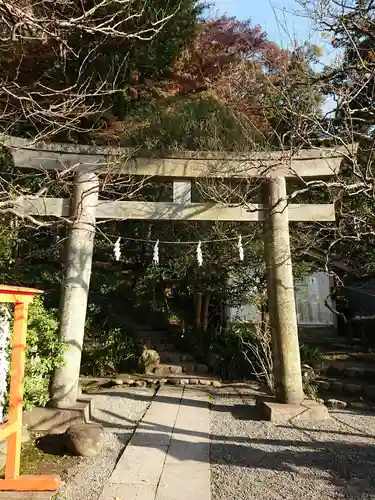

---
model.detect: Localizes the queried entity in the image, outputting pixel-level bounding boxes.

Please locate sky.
[211,0,313,47]
[210,0,337,112]
[209,0,335,64]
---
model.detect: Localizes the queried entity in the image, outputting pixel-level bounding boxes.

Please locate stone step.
[153,364,183,376]
[153,361,209,376]
[159,351,195,364]
[144,342,175,352]
[80,374,222,390]
[137,330,172,338]
[322,362,375,382]
[139,337,173,346]
[317,376,375,400]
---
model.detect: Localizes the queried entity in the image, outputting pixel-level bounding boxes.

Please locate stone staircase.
[315,338,375,408]
[136,325,211,378]
[318,360,375,401]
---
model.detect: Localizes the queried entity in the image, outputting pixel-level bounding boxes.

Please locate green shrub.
[207,322,272,382]
[2,296,64,411]
[23,296,65,410]
[299,343,324,368]
[204,322,324,390]
[81,327,139,377]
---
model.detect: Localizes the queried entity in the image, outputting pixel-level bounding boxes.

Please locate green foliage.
[81,327,140,377]
[95,94,260,151]
[299,343,324,369]
[22,296,64,410]
[185,320,324,387]
[1,0,203,138]
[207,323,259,380]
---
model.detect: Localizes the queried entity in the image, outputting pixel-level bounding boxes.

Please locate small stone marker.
[65,423,104,457]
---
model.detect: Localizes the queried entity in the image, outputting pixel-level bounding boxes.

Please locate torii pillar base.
[256,396,330,423]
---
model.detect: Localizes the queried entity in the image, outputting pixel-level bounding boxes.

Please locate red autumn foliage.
[173,17,287,90]
[168,17,290,133]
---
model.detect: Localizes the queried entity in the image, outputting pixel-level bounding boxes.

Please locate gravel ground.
[58,387,154,500]
[211,389,375,500]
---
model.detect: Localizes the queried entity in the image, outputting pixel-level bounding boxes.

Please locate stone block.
[177,379,189,386]
[155,364,183,376]
[325,398,347,409]
[257,397,330,423]
[168,378,180,385]
[23,398,92,433]
[134,380,147,388]
[65,423,104,457]
[199,379,211,386]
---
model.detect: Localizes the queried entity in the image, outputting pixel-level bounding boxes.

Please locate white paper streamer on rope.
[153,239,160,265]
[113,237,121,261]
[0,305,10,424]
[237,234,244,261]
[197,241,203,267]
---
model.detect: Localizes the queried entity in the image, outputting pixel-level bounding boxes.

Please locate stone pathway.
[99,386,211,500]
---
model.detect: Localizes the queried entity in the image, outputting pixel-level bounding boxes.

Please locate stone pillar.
[263,177,304,405]
[50,168,99,408]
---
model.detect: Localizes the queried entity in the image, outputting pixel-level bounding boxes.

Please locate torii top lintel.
[0,134,353,179]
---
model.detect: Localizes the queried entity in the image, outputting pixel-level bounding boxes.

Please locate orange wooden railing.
[0,285,60,492]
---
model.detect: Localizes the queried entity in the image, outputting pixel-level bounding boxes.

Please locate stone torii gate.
[3,135,343,419]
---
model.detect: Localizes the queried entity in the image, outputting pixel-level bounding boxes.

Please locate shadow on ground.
[91,387,375,499]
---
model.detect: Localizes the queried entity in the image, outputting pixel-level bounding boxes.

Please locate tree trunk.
[202,293,210,333]
[195,293,202,329]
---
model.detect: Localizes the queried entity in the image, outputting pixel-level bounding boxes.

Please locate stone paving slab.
[99,386,210,500]
[130,387,182,447]
[110,445,168,485]
[156,464,210,500]
[165,440,210,465]
[101,483,157,500]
